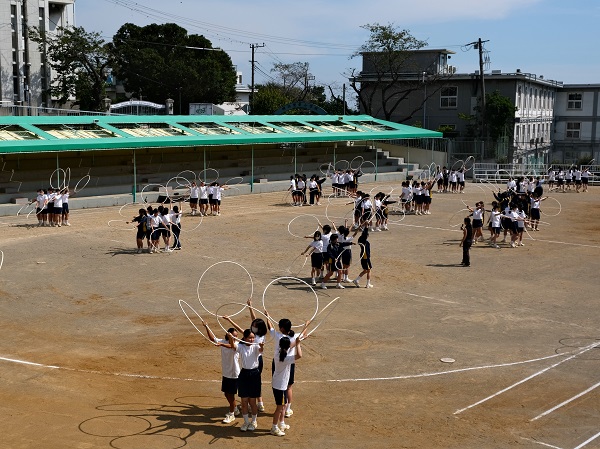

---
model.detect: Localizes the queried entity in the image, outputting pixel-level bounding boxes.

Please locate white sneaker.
[279,423,290,430]
[336,284,345,289]
[284,408,294,418]
[240,421,250,432]
[234,406,241,416]
[270,426,285,436]
[352,279,360,288]
[519,242,524,246]
[320,283,327,290]
[248,421,257,431]
[65,221,71,226]
[258,404,265,412]
[494,244,500,249]
[222,413,235,424]
[366,283,374,288]
[137,249,142,254]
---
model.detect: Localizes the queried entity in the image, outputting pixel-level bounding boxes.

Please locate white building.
[0,0,75,108]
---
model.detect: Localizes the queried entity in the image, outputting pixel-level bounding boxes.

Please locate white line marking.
[531,379,600,421]
[397,290,460,305]
[454,342,599,415]
[0,350,566,384]
[574,431,600,449]
[520,437,564,449]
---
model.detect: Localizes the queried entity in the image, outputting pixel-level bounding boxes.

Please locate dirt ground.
[0,181,599,449]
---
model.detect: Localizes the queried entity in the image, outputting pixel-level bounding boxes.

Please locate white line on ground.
[520,437,564,449]
[531,379,600,421]
[453,341,599,415]
[574,431,600,449]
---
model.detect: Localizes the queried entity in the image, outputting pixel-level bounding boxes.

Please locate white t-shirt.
[190,186,199,199]
[199,185,208,199]
[213,187,224,201]
[272,354,295,391]
[321,232,332,253]
[217,338,241,379]
[62,192,69,204]
[270,329,297,358]
[150,215,162,229]
[36,193,46,207]
[491,211,501,227]
[310,240,324,253]
[290,179,297,190]
[53,194,63,208]
[236,342,261,369]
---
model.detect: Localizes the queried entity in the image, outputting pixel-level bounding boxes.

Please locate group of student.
[127,204,182,253]
[187,181,228,216]
[301,218,374,289]
[399,180,435,216]
[435,166,467,194]
[200,298,309,437]
[547,167,592,192]
[330,168,362,196]
[32,187,72,227]
[287,173,327,206]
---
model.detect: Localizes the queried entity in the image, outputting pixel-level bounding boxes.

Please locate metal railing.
[472,163,600,185]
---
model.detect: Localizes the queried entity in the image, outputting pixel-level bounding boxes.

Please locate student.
[529,195,547,231]
[234,329,263,432]
[126,208,148,253]
[353,228,374,288]
[460,217,473,267]
[170,205,182,249]
[468,201,485,243]
[200,319,241,424]
[188,181,200,215]
[198,181,209,216]
[33,189,47,226]
[270,336,302,436]
[160,207,173,252]
[264,313,310,424]
[301,231,324,286]
[149,208,162,253]
[223,299,269,413]
[60,188,72,226]
[581,168,590,192]
[488,204,502,249]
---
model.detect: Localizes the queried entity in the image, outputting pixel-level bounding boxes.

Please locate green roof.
[0,114,442,154]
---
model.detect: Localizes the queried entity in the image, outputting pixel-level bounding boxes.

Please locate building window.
[567,93,582,109]
[566,122,581,139]
[440,87,457,108]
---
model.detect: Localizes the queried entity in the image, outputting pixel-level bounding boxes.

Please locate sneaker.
[65,221,71,226]
[258,404,265,412]
[320,284,327,290]
[519,242,524,246]
[510,242,516,248]
[335,284,345,289]
[284,409,294,418]
[234,406,241,416]
[366,283,374,288]
[352,279,360,288]
[270,427,285,437]
[222,413,235,424]
[248,421,257,431]
[279,423,290,430]
[240,421,250,432]
[137,249,142,254]
[494,244,500,249]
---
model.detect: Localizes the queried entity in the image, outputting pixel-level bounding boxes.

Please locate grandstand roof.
[0,114,442,155]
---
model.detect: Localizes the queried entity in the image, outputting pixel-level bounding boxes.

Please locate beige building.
[0,0,75,108]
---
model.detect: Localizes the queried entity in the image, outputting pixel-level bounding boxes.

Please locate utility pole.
[467,38,490,139]
[249,43,265,115]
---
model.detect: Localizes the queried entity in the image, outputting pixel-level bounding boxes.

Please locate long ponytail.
[278,337,291,362]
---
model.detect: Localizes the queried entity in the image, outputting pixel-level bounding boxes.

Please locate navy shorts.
[360,258,372,270]
[238,368,261,398]
[221,376,238,395]
[473,219,483,229]
[272,387,288,406]
[62,204,69,214]
[189,198,198,205]
[311,252,324,269]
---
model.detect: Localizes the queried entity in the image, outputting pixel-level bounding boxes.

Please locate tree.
[29,26,113,111]
[110,23,237,113]
[252,63,355,115]
[482,91,517,142]
[348,23,450,122]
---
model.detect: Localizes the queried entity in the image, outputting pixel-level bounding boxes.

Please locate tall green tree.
[348,23,450,122]
[29,26,112,111]
[483,90,517,142]
[110,23,237,113]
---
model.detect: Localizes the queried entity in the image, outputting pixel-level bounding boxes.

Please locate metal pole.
[56,153,60,188]
[294,144,297,174]
[251,145,254,193]
[374,140,378,181]
[203,148,206,182]
[132,149,137,202]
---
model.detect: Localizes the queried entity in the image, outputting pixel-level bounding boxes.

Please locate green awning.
[0,114,442,154]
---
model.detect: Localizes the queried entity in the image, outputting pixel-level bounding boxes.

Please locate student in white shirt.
[188,181,200,215]
[233,329,263,432]
[201,319,241,424]
[301,230,324,285]
[270,336,303,437]
[199,181,209,216]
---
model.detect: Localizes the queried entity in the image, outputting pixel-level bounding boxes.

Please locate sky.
[76,0,600,96]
